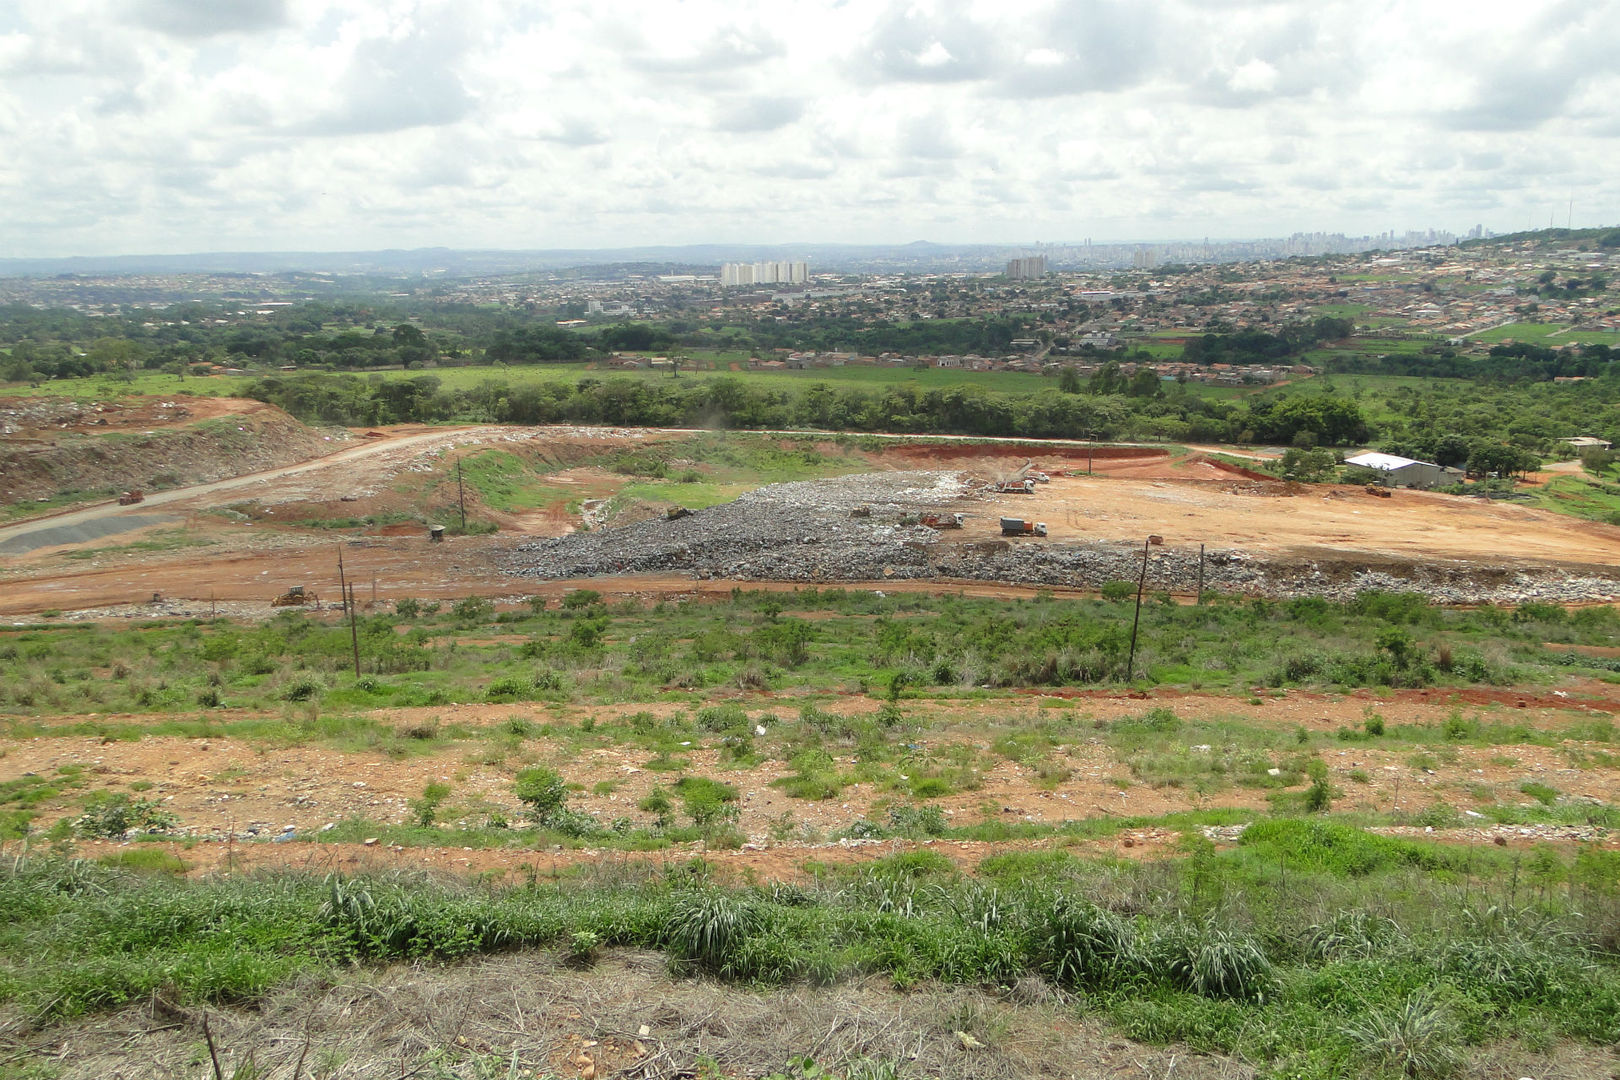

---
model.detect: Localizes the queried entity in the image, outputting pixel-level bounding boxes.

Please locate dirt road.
[0,427,493,551]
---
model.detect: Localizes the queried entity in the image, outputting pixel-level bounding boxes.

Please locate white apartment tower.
[1006,255,1047,279]
[721,261,808,287]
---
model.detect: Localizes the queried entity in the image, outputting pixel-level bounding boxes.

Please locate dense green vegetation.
[4,822,1618,1077]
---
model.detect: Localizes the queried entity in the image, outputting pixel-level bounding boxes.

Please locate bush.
[887,804,947,837]
[1040,896,1142,991]
[1160,926,1275,1003]
[665,891,762,975]
[451,595,493,621]
[513,767,568,819]
[1101,580,1136,602]
[74,794,178,838]
[281,673,327,702]
[674,776,740,827]
[486,675,533,702]
[1344,989,1459,1079]
[410,782,452,827]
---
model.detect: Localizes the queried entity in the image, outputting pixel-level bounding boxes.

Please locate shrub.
[513,767,568,819]
[1040,896,1142,991]
[1344,989,1460,1079]
[394,597,421,618]
[486,675,533,702]
[281,673,327,702]
[451,595,493,621]
[674,776,741,828]
[887,804,947,837]
[74,794,178,838]
[1160,926,1275,1003]
[665,891,762,975]
[696,704,750,734]
[1100,580,1136,602]
[410,782,452,827]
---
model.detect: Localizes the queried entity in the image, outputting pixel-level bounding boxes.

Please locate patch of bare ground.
[11,687,1618,876]
[13,950,1617,1080]
[8,952,1253,1080]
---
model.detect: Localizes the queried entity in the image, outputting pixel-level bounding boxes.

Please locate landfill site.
[7,397,1620,616]
[503,467,1620,605]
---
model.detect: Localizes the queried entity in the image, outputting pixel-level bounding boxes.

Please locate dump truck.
[117,490,144,505]
[919,512,965,529]
[271,585,318,607]
[1000,517,1047,537]
[994,479,1035,494]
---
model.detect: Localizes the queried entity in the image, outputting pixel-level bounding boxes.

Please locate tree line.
[243,371,1378,447]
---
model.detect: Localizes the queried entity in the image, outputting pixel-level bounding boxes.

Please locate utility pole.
[337,546,360,677]
[336,545,347,616]
[1196,543,1205,603]
[1088,432,1095,476]
[1126,537,1149,678]
[456,459,467,531]
[347,583,360,678]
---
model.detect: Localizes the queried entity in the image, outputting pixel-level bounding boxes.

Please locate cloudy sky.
[1,0,1616,257]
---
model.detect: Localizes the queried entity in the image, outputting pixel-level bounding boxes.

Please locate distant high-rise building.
[1006,255,1047,279]
[721,260,808,287]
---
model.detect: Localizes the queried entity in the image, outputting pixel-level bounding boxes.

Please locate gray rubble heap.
[503,471,1620,604]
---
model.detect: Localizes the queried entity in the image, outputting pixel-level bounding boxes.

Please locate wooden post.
[1126,538,1149,679]
[347,583,361,678]
[456,459,466,531]
[336,546,348,616]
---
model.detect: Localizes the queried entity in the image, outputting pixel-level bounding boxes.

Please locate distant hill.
[1459,226,1620,250]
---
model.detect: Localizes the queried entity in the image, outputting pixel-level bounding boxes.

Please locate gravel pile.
[506,470,969,579]
[505,471,1620,604]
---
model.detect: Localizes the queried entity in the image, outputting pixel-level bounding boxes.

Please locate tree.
[1580,446,1615,476]
[1126,367,1162,398]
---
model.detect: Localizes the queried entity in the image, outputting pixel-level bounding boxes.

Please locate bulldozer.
[271,585,319,607]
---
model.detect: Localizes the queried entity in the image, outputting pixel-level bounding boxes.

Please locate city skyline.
[0,0,1615,259]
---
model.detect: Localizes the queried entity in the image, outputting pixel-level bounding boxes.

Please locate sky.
[0,0,1617,258]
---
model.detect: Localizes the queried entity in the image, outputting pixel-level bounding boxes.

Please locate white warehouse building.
[1344,452,1463,490]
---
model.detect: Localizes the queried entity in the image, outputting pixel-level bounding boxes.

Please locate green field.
[0,355,1075,402]
[1471,323,1620,347]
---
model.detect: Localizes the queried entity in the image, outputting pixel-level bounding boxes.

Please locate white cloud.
[0,0,1614,256]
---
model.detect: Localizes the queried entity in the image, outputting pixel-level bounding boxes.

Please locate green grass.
[456,449,559,512]
[0,373,254,399]
[3,588,1618,721]
[59,528,217,561]
[2,822,1617,1076]
[0,489,122,524]
[1517,472,1620,523]
[1471,323,1620,347]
